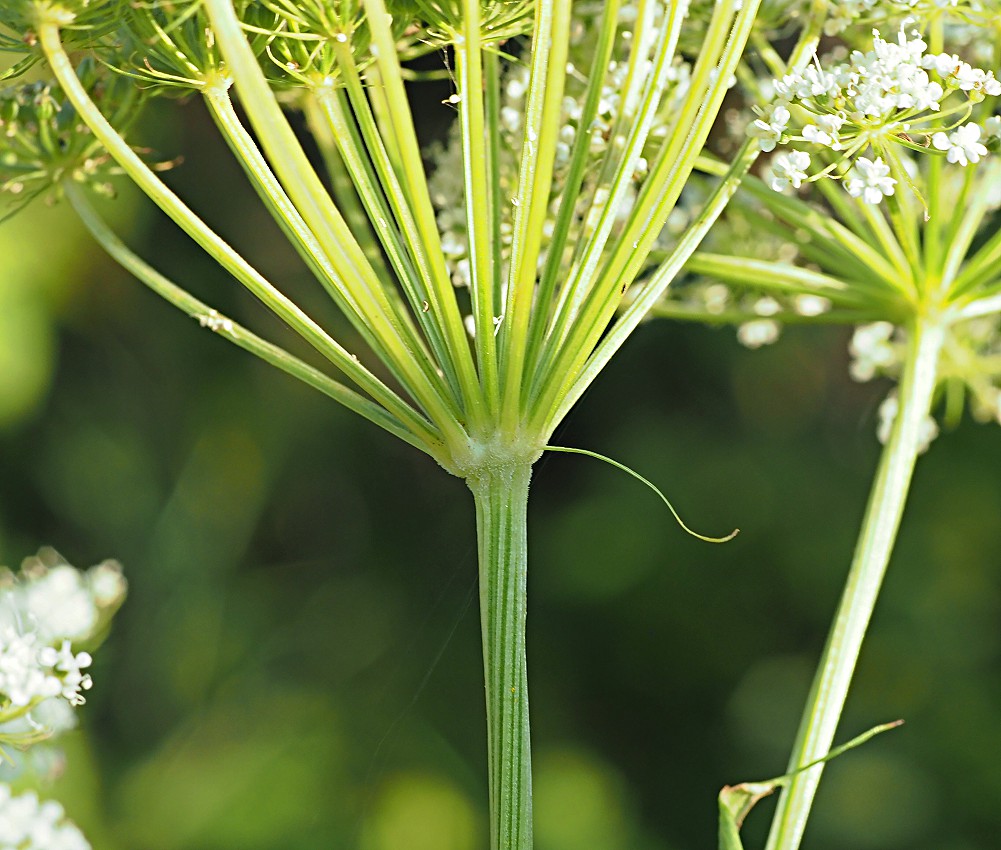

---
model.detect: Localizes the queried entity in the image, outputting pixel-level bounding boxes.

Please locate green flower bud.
[0,58,142,216]
[116,0,234,94]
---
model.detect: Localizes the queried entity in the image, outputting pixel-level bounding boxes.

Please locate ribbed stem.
[468,462,534,850]
[765,314,947,850]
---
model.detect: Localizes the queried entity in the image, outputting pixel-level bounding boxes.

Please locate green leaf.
[718,720,903,850]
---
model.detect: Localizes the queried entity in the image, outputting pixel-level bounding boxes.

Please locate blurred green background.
[1,91,1000,850]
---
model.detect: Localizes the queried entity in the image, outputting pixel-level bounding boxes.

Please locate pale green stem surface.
[201,0,469,446]
[764,315,947,850]
[454,0,501,415]
[498,0,570,431]
[65,184,433,456]
[469,461,534,850]
[35,20,441,447]
[347,1,487,425]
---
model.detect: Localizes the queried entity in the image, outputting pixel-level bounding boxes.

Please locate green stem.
[764,313,947,850]
[65,183,440,458]
[468,461,534,850]
[35,21,435,444]
[202,85,442,401]
[201,0,469,446]
[301,93,392,285]
[498,0,571,431]
[454,1,501,415]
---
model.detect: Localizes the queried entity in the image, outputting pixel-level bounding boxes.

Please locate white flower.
[794,294,832,317]
[0,629,62,707]
[747,104,790,152]
[0,785,90,850]
[844,157,896,204]
[702,284,729,315]
[932,123,988,166]
[849,321,897,382]
[774,65,838,101]
[769,150,811,192]
[985,116,1001,143]
[20,567,97,643]
[37,641,93,707]
[801,114,845,149]
[877,393,939,453]
[86,559,126,608]
[0,629,94,709]
[753,296,782,316]
[737,319,781,349]
[922,51,1001,97]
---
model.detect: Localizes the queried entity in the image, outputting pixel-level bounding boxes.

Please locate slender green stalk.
[35,20,438,445]
[65,183,437,457]
[542,0,685,354]
[202,84,446,402]
[301,94,390,282]
[764,313,947,850]
[733,175,904,291]
[498,0,571,431]
[308,79,466,406]
[201,0,470,446]
[468,460,535,850]
[528,0,762,431]
[344,0,488,424]
[522,0,620,375]
[540,138,760,435]
[454,0,501,414]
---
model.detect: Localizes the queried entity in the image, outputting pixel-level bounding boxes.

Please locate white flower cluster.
[429,0,692,297]
[750,25,1001,203]
[944,316,1001,426]
[0,551,125,731]
[666,203,835,348]
[818,0,1001,38]
[0,551,121,850]
[849,322,940,450]
[0,631,92,709]
[849,320,900,382]
[734,293,835,349]
[877,392,941,452]
[0,786,89,850]
[849,316,1001,446]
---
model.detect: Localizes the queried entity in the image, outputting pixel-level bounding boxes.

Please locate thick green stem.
[469,462,534,850]
[764,315,947,850]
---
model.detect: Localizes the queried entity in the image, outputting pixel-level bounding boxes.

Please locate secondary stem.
[764,314,947,850]
[468,461,534,850]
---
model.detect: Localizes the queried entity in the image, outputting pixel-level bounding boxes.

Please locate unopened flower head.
[0,61,138,214]
[116,0,232,93]
[1,0,119,44]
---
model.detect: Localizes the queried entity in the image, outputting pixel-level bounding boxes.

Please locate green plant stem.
[764,313,947,850]
[201,0,471,446]
[468,460,534,850]
[65,183,435,457]
[34,19,440,448]
[454,0,501,414]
